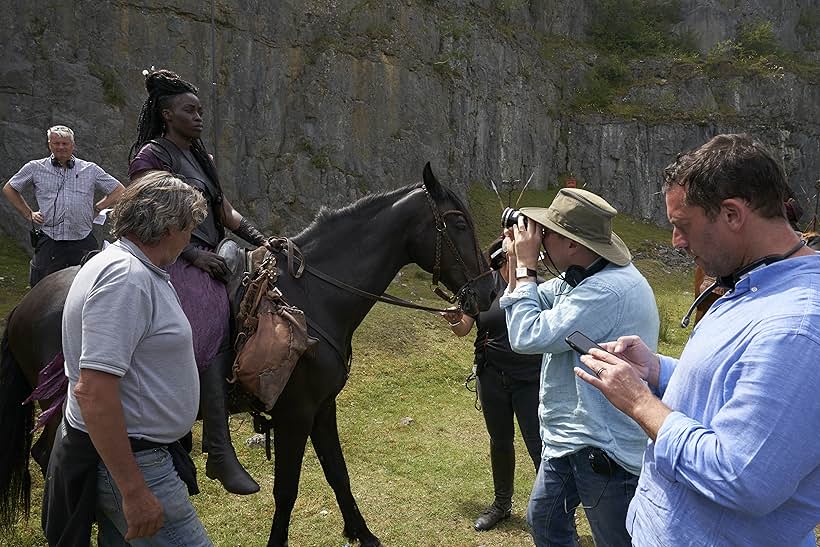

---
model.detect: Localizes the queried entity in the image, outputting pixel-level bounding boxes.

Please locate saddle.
[216,239,316,411]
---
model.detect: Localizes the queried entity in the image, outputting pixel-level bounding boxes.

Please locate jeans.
[96,448,212,547]
[528,447,638,547]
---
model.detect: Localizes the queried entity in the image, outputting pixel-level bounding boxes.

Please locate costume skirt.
[167,253,230,370]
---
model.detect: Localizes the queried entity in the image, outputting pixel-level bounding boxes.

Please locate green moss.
[736,20,781,57]
[440,15,471,41]
[587,0,690,57]
[310,152,330,170]
[431,52,467,79]
[364,21,393,41]
[571,55,630,111]
[797,8,820,50]
[494,0,527,13]
[88,64,126,108]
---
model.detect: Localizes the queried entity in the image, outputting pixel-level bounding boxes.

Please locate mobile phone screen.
[565,331,606,355]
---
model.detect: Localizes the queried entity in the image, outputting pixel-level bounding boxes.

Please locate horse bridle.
[268,185,489,316]
[421,185,491,315]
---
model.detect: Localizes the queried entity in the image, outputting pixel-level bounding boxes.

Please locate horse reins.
[269,185,490,315]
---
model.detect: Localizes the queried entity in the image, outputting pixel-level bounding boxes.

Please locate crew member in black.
[443,238,542,531]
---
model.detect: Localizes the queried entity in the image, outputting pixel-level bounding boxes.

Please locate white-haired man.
[44,172,213,546]
[3,125,125,286]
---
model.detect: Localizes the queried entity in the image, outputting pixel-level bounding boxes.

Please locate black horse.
[0,164,494,546]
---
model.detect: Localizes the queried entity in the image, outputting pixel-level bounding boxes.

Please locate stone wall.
[1,0,818,253]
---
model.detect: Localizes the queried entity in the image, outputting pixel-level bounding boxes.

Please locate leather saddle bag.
[229,248,315,410]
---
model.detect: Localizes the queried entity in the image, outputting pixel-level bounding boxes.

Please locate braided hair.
[129,69,223,197]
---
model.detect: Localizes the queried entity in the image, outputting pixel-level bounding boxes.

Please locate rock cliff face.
[1,0,818,251]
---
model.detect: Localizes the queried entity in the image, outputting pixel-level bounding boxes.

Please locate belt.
[129,437,166,452]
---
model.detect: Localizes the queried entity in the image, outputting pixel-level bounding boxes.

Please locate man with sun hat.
[500,187,660,547]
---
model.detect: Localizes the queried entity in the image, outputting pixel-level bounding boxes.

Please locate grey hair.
[111,171,207,245]
[47,125,75,143]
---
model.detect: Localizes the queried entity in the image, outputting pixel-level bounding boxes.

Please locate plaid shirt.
[8,156,120,241]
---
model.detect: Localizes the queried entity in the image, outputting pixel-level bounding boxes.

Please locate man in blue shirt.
[3,125,125,286]
[577,133,820,547]
[500,188,659,547]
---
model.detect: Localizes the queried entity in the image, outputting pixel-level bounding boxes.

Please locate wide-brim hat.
[520,188,632,266]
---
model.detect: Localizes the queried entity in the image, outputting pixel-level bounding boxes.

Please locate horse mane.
[294,181,471,240]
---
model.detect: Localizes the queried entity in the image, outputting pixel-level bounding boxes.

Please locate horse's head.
[405,163,495,315]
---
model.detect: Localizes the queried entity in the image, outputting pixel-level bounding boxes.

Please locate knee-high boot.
[474,443,515,531]
[200,351,260,495]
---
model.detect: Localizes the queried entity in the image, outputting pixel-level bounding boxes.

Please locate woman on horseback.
[128,69,268,495]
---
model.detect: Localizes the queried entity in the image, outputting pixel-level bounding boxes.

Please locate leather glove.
[181,246,230,282]
[234,217,268,247]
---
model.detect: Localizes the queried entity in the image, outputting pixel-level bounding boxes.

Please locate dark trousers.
[477,363,542,471]
[30,232,98,286]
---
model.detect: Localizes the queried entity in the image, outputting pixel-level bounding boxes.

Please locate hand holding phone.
[565,331,607,356]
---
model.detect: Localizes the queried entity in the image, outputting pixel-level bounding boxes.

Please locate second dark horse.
[0,164,494,546]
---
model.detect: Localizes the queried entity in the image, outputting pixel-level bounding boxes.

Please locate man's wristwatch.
[515,267,537,280]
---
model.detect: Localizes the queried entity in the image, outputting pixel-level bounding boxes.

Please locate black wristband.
[234,217,268,246]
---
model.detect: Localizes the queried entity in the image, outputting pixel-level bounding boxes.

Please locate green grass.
[0,235,30,324]
[0,195,701,546]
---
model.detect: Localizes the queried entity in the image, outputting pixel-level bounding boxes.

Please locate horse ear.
[422,162,446,199]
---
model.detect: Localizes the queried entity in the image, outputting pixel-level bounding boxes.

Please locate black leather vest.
[142,137,225,248]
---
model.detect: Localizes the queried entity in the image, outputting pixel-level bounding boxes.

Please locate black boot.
[200,351,260,495]
[474,444,514,531]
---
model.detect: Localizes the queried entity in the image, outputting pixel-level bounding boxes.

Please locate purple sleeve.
[128,146,166,181]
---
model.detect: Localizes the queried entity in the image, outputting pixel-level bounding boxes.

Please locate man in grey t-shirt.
[44,172,213,546]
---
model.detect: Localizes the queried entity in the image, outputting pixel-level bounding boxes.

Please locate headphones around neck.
[564,257,609,287]
[713,240,806,289]
[51,156,75,169]
[680,240,806,328]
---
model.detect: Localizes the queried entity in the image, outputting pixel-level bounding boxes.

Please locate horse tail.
[0,309,34,530]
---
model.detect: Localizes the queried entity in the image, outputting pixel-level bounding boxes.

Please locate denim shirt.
[500,262,659,474]
[628,254,820,547]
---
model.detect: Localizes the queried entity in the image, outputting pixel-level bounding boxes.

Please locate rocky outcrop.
[1,0,818,252]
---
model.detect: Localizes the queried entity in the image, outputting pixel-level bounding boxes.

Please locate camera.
[489,246,507,271]
[29,228,43,247]
[501,207,528,229]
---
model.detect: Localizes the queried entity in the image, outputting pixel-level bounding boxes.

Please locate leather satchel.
[230,249,315,410]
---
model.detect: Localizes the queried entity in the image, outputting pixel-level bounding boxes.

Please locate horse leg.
[267,416,311,547]
[310,400,382,547]
[31,411,61,476]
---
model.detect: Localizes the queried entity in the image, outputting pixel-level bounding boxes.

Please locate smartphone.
[565,331,606,356]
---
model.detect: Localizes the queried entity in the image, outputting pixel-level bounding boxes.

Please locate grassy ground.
[0,236,30,325]
[0,192,768,546]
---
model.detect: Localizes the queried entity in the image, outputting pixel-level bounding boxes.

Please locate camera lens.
[501,207,528,229]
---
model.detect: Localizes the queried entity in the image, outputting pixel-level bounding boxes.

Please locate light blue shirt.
[500,262,659,474]
[628,254,820,547]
